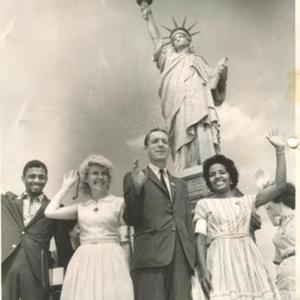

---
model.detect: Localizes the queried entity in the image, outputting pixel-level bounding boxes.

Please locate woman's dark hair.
[272,182,295,209]
[203,154,239,192]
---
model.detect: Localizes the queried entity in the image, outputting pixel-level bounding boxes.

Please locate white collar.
[149,163,168,177]
[20,192,44,202]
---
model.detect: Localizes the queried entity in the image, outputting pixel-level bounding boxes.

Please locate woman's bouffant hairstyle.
[272,182,295,210]
[78,154,113,195]
[203,154,239,192]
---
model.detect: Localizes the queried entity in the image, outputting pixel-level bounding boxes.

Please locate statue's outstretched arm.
[140,3,163,51]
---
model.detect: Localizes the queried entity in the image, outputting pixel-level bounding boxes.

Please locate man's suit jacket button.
[12,244,17,248]
[172,226,176,231]
[21,231,25,235]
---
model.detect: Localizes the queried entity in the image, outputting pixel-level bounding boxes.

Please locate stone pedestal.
[176,165,212,209]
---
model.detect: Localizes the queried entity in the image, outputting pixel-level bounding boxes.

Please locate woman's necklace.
[92,199,100,213]
[92,194,109,213]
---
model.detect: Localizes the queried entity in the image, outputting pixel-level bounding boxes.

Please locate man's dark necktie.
[159,169,171,199]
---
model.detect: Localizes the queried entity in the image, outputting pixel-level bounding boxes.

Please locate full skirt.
[60,242,134,300]
[207,237,281,300]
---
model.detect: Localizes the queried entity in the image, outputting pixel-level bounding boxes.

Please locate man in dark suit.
[1,160,73,300]
[123,128,196,300]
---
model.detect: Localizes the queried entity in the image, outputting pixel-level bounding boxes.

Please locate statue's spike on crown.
[172,16,178,28]
[162,25,172,32]
[190,31,202,37]
[187,23,197,31]
[162,17,201,41]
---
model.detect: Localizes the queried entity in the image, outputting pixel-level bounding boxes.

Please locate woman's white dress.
[194,195,281,300]
[60,195,134,300]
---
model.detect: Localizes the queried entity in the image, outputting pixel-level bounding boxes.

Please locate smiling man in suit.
[1,160,73,300]
[123,128,196,300]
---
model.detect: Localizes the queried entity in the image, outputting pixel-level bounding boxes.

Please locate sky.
[0,0,296,276]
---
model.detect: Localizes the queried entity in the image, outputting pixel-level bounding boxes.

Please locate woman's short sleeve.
[193,200,207,235]
[118,198,126,226]
[118,198,131,243]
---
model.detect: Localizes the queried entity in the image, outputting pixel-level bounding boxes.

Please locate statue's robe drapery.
[154,45,227,170]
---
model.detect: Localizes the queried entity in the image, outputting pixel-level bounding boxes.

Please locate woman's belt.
[211,233,249,241]
[80,237,119,245]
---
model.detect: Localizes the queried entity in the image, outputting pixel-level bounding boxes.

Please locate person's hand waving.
[131,158,148,194]
[266,129,285,150]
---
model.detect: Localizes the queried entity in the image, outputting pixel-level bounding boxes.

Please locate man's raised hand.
[131,158,148,193]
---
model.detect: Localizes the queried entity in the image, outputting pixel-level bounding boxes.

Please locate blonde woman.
[45,155,134,300]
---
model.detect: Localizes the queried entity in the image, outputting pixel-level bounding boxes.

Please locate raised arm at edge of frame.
[141,4,163,52]
[255,182,287,208]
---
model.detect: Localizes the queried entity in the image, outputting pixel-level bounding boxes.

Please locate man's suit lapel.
[25,196,49,228]
[3,195,24,229]
[147,167,173,200]
[147,167,170,198]
[16,198,24,227]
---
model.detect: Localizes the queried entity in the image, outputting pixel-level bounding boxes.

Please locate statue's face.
[172,32,191,51]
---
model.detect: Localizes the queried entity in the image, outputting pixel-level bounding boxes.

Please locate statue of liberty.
[139,1,228,171]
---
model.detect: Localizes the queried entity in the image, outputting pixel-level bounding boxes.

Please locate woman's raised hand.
[62,170,79,190]
[255,169,271,191]
[266,129,285,149]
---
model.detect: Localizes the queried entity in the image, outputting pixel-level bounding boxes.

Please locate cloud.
[218,103,270,194]
[219,103,264,149]
[125,134,145,150]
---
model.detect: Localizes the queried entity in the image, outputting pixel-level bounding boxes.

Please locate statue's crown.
[162,17,201,41]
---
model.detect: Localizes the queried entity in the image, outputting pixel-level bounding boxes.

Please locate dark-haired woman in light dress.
[194,133,286,300]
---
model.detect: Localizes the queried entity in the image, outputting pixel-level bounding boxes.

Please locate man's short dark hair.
[203,154,239,191]
[272,182,295,210]
[144,128,169,147]
[23,160,48,176]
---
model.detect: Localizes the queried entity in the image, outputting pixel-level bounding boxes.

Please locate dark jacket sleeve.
[183,183,196,247]
[123,172,145,227]
[54,220,76,269]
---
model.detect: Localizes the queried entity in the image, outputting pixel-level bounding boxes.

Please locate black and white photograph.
[1,0,298,299]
